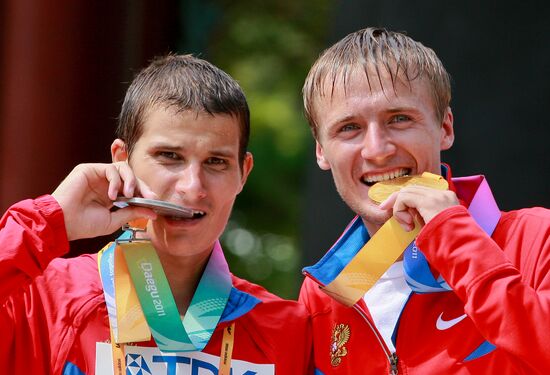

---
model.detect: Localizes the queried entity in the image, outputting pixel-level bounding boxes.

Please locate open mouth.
[167,210,206,221]
[361,168,411,186]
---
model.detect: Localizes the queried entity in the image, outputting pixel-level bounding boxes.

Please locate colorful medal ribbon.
[320,173,501,306]
[122,240,232,352]
[97,236,132,375]
[321,172,446,306]
[98,228,232,353]
[403,175,501,293]
[321,217,421,306]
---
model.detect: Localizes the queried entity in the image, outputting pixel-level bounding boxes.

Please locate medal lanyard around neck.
[97,225,234,374]
[320,174,501,306]
[403,175,501,293]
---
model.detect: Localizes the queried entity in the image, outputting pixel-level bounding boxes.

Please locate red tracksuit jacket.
[300,174,550,374]
[0,195,313,374]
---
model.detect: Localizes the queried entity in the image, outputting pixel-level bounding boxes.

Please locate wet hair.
[117,54,250,165]
[303,27,451,138]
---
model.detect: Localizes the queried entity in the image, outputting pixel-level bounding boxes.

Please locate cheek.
[403,133,442,167]
[140,168,178,194]
[398,130,436,152]
[325,142,355,166]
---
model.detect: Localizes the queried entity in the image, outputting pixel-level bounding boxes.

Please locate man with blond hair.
[299,27,550,374]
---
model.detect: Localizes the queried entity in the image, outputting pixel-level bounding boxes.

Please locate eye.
[158,151,180,160]
[340,123,360,132]
[206,157,228,168]
[389,114,411,124]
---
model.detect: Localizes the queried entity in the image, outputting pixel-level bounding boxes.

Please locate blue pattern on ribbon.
[403,242,452,293]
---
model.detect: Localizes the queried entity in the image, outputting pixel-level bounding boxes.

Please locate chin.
[355,205,391,227]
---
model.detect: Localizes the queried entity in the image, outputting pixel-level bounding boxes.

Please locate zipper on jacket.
[389,352,399,375]
[353,305,399,374]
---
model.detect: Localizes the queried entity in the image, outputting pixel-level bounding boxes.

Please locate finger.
[104,165,123,201]
[379,191,399,210]
[115,162,138,198]
[393,209,415,232]
[413,209,426,227]
[135,178,158,200]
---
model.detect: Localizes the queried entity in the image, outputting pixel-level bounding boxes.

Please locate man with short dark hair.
[299,27,550,374]
[0,54,312,375]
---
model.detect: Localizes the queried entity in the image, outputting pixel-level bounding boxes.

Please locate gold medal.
[368,172,448,204]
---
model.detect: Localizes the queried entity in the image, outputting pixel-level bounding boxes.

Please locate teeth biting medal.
[321,172,450,306]
[368,172,449,204]
[113,197,194,218]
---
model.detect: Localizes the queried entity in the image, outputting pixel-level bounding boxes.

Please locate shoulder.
[299,276,334,316]
[230,274,310,330]
[231,274,307,314]
[497,207,550,239]
[45,253,101,289]
[230,275,312,369]
[500,207,550,223]
[36,253,104,320]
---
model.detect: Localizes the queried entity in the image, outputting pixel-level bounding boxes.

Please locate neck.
[363,220,381,237]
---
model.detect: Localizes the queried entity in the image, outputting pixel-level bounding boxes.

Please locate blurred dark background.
[1,1,548,299]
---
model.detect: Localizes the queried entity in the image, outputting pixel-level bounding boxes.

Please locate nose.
[360,124,396,162]
[174,163,207,200]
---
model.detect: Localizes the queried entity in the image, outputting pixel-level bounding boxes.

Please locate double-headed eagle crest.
[330,323,351,367]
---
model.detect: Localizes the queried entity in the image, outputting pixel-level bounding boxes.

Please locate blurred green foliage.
[179,0,332,298]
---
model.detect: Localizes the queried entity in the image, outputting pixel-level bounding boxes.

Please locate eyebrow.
[328,114,356,128]
[150,143,182,151]
[386,107,422,115]
[149,143,237,158]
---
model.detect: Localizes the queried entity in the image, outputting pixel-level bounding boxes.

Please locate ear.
[111,139,129,162]
[439,107,455,151]
[237,152,254,193]
[316,141,331,170]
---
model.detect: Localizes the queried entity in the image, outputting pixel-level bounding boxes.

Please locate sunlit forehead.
[314,65,440,140]
[326,64,424,99]
[137,107,241,159]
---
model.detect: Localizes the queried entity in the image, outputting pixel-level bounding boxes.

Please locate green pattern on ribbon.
[121,240,232,352]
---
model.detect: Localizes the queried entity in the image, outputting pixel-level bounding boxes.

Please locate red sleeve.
[0,195,69,302]
[417,205,550,373]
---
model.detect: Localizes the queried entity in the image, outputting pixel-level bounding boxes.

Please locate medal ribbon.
[98,234,232,352]
[403,175,501,293]
[320,174,500,306]
[321,217,420,306]
[97,240,130,375]
[218,322,236,375]
[122,240,232,352]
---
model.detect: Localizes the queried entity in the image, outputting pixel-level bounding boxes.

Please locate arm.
[0,196,68,302]
[417,206,550,373]
[382,186,550,372]
[0,162,156,301]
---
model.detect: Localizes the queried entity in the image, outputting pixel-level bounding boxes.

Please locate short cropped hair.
[117,54,250,165]
[303,27,451,138]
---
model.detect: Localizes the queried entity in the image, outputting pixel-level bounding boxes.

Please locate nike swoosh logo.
[436,312,467,330]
